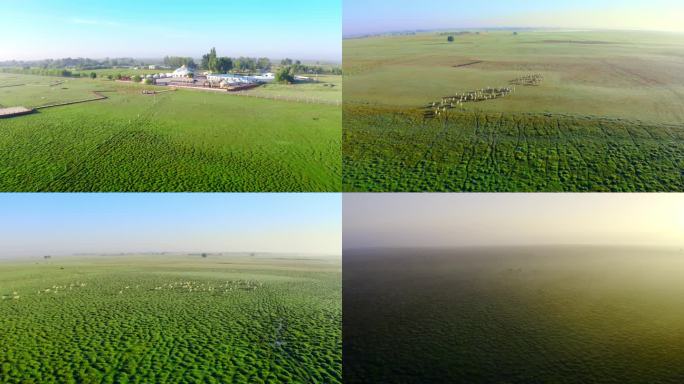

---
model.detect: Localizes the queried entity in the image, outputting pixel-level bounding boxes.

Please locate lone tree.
[275,66,296,84]
[89,72,97,79]
[207,47,218,72]
[447,36,455,42]
[132,75,141,83]
[201,253,208,258]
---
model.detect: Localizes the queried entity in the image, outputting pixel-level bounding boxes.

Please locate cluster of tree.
[163,56,196,69]
[280,58,341,75]
[198,48,342,75]
[291,63,342,75]
[235,57,272,72]
[273,64,341,83]
[275,66,296,84]
[200,47,272,74]
[0,57,144,70]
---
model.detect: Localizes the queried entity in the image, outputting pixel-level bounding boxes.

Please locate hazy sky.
[344,194,684,249]
[344,0,684,36]
[0,194,341,258]
[0,0,341,61]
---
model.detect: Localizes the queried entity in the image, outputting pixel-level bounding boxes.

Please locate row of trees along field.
[0,67,86,77]
[0,57,144,70]
[0,67,130,80]
[197,47,342,75]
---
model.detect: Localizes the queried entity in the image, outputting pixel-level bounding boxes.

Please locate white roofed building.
[206,73,275,86]
[172,65,194,78]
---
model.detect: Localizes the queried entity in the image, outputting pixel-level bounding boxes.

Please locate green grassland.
[0,73,341,192]
[242,75,342,104]
[344,246,684,384]
[344,107,683,191]
[0,254,341,384]
[343,30,684,191]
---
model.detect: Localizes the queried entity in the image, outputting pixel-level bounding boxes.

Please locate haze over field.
[344,194,684,383]
[344,194,684,249]
[344,0,684,36]
[1,0,341,61]
[0,193,342,258]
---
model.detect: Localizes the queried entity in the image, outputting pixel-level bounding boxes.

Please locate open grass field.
[0,73,341,192]
[344,246,684,384]
[344,107,683,191]
[343,30,684,191]
[242,75,342,105]
[0,254,341,384]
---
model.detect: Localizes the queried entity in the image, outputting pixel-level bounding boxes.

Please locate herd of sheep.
[423,87,513,119]
[423,73,545,119]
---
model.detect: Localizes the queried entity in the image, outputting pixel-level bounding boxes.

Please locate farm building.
[206,73,275,88]
[171,65,194,78]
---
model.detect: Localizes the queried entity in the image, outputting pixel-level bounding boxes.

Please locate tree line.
[0,67,81,77]
[199,47,341,75]
[162,56,196,69]
[199,47,273,73]
[0,57,144,70]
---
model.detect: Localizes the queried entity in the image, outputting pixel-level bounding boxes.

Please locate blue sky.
[0,194,341,258]
[344,0,684,36]
[0,0,341,61]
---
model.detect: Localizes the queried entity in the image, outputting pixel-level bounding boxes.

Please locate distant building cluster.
[206,73,275,87]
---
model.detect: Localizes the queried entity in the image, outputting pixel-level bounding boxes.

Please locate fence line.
[231,91,341,106]
[35,91,109,110]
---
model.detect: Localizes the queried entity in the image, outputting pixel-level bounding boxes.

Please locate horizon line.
[343,26,684,38]
[0,55,342,64]
[0,251,343,260]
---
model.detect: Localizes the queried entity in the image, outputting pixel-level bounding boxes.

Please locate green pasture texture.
[0,254,341,384]
[343,107,684,191]
[344,246,684,384]
[343,30,684,192]
[0,76,97,108]
[344,30,684,124]
[243,75,342,104]
[0,74,341,192]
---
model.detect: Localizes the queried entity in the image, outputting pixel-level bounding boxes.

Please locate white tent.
[172,65,194,78]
